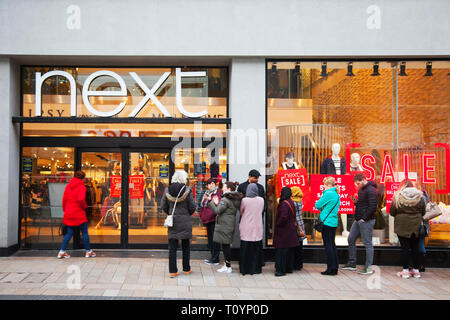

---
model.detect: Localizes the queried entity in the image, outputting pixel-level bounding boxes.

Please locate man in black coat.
[342,173,377,275]
[237,169,265,200]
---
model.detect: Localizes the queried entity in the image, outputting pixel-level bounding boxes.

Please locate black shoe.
[275,272,286,277]
[321,269,338,276]
[204,259,219,266]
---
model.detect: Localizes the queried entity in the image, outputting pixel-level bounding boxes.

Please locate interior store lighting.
[346,62,355,76]
[371,62,380,76]
[399,61,407,76]
[424,61,433,76]
[294,62,301,75]
[271,62,277,74]
[321,62,327,77]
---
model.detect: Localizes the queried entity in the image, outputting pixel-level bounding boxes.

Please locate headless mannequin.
[331,143,342,174]
[282,153,299,170]
[350,153,363,172]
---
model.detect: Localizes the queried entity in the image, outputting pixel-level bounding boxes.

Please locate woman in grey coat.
[160,170,196,278]
[205,181,242,273]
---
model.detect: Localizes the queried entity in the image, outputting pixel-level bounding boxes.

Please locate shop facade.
[0,0,448,266]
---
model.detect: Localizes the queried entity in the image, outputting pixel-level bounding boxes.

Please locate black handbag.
[419,221,429,238]
[313,199,339,233]
[59,223,68,236]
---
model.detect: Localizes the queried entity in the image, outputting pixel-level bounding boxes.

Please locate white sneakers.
[397,269,421,279]
[217,264,232,273]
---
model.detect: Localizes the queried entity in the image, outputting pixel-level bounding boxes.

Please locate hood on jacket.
[223,191,243,209]
[67,177,85,191]
[362,180,378,190]
[166,183,190,202]
[394,187,423,208]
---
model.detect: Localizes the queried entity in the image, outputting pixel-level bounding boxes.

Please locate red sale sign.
[277,169,311,211]
[385,182,401,213]
[310,174,356,215]
[110,175,121,198]
[129,175,144,199]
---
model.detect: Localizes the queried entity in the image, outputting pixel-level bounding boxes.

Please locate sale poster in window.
[310,174,356,214]
[110,175,121,198]
[276,168,311,211]
[129,175,144,199]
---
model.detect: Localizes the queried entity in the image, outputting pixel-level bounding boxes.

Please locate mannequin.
[320,143,346,175]
[281,152,299,170]
[350,153,363,172]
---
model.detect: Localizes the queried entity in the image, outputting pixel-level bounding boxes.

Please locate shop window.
[20,147,74,248]
[266,61,450,248]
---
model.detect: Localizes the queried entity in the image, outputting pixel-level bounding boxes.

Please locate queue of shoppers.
[59,168,437,281]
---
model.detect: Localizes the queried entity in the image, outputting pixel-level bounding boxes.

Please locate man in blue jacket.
[342,173,377,275]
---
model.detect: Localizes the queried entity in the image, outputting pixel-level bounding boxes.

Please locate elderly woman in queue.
[273,187,300,277]
[161,170,196,278]
[239,183,265,275]
[314,176,340,276]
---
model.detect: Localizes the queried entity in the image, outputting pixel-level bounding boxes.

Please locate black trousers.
[206,222,221,258]
[294,242,303,270]
[322,225,338,271]
[168,239,190,273]
[211,242,232,267]
[398,234,420,270]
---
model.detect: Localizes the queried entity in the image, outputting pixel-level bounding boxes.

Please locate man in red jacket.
[58,171,96,259]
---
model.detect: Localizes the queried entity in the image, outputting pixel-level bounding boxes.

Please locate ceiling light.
[271,62,277,75]
[294,62,301,75]
[321,62,327,77]
[346,62,355,76]
[424,61,433,76]
[371,62,380,76]
[399,61,407,76]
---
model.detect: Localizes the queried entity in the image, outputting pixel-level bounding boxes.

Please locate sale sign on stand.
[385,182,401,213]
[277,169,311,211]
[129,175,144,199]
[110,175,122,198]
[310,174,356,214]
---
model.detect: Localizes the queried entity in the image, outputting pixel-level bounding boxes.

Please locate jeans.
[347,219,375,268]
[398,235,420,269]
[322,225,338,271]
[168,239,190,273]
[60,223,91,252]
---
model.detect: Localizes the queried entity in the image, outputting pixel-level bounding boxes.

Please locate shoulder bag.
[164,185,186,228]
[423,202,442,221]
[313,199,339,233]
[284,200,304,237]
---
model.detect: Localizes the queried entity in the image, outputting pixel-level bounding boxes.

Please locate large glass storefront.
[19,66,228,249]
[266,60,450,248]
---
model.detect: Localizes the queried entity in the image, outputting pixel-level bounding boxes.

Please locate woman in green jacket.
[314,177,341,275]
[205,181,243,273]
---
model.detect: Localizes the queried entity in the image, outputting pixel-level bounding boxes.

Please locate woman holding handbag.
[273,187,300,277]
[160,170,196,278]
[390,179,425,279]
[314,177,340,276]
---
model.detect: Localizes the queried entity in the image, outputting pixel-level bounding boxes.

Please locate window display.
[266,61,450,248]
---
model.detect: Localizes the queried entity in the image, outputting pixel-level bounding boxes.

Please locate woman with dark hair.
[200,178,222,265]
[273,187,300,276]
[205,181,242,273]
[390,179,426,279]
[58,171,96,259]
[239,183,264,275]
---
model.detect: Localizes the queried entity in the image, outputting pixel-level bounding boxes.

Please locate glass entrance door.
[81,151,122,245]
[128,152,170,244]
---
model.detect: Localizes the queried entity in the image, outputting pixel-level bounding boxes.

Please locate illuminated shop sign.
[346,143,450,194]
[34,68,208,118]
